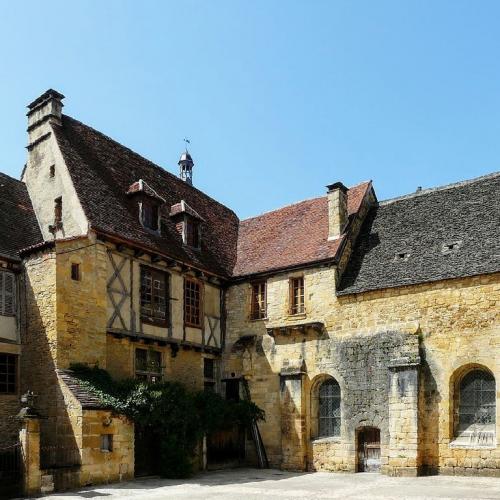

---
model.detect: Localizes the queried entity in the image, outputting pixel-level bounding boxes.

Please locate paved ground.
[41,468,500,500]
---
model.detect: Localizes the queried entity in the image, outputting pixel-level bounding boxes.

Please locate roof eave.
[231,254,340,282]
[90,225,230,281]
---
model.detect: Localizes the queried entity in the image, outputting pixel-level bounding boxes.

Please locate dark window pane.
[184,278,202,327]
[225,379,240,402]
[459,370,496,429]
[140,267,168,325]
[0,354,17,394]
[204,358,215,379]
[318,379,341,437]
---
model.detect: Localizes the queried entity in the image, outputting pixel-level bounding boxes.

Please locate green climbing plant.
[69,363,264,478]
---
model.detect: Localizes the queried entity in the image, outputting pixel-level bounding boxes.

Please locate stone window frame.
[54,196,63,227]
[310,374,343,443]
[134,347,163,383]
[450,363,497,448]
[203,355,218,392]
[71,263,81,281]
[249,280,267,320]
[288,275,305,316]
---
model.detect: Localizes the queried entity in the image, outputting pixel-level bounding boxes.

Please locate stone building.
[0,172,41,445]
[0,89,498,488]
[225,174,499,476]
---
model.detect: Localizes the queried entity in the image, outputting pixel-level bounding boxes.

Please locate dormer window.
[186,219,200,248]
[142,201,159,231]
[126,179,165,234]
[169,200,205,250]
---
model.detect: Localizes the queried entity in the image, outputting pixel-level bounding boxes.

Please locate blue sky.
[0,1,499,218]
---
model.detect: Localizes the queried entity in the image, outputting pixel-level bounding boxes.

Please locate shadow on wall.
[21,264,80,475]
[418,350,440,475]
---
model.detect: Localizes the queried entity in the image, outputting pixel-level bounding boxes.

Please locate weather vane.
[183,137,190,151]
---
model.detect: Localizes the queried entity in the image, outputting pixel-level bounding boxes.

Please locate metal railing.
[0,442,22,497]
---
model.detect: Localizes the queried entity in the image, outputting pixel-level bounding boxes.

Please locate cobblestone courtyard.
[40,468,500,499]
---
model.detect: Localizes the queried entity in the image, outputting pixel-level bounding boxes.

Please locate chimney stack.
[27,89,64,148]
[326,182,348,240]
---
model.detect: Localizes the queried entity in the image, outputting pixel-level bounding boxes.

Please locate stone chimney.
[27,89,64,148]
[326,182,348,240]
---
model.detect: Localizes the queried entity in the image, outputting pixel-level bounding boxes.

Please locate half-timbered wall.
[106,246,222,349]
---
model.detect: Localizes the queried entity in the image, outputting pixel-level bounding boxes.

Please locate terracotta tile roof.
[51,116,239,277]
[0,172,43,261]
[233,182,372,277]
[338,172,500,295]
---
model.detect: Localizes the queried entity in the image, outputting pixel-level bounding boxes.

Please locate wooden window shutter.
[0,271,15,316]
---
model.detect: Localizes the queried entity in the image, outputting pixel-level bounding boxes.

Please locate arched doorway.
[357,427,381,472]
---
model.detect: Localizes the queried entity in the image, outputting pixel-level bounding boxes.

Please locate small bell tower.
[178,140,194,186]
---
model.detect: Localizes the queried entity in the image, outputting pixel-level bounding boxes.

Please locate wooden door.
[207,425,245,469]
[357,427,381,472]
[135,426,160,477]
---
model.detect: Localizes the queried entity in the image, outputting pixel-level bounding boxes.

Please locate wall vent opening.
[442,240,462,254]
[395,252,410,261]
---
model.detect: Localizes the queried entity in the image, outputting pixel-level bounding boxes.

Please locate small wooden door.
[135,426,160,477]
[207,425,245,469]
[357,427,381,472]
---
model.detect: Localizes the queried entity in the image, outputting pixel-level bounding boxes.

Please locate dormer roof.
[126,179,166,203]
[169,200,205,221]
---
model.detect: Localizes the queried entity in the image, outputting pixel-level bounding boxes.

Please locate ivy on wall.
[69,364,264,477]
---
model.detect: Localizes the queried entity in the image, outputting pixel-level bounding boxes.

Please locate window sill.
[311,436,341,445]
[449,438,497,449]
[141,318,169,328]
[185,323,202,329]
[286,313,307,320]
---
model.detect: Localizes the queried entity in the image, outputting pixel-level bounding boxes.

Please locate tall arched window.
[458,369,496,436]
[318,378,341,437]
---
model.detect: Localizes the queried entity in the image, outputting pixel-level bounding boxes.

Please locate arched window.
[318,378,341,437]
[458,369,496,435]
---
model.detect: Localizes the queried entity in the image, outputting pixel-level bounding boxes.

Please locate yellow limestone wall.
[22,235,222,488]
[224,268,500,476]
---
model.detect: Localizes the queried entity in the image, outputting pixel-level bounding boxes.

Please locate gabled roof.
[126,179,166,202]
[51,115,239,277]
[0,172,43,261]
[232,182,372,277]
[169,200,205,221]
[338,172,500,295]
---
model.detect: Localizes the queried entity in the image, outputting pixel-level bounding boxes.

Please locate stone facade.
[0,258,23,445]
[19,235,222,489]
[224,267,500,476]
[1,90,498,494]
